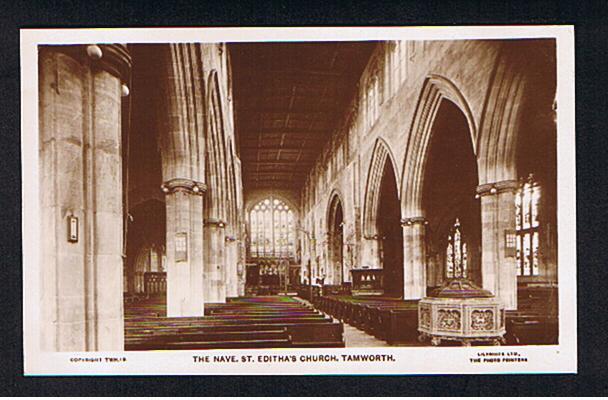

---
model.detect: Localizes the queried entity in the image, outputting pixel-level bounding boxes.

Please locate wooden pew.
[313,295,420,345]
[505,284,558,345]
[124,295,345,350]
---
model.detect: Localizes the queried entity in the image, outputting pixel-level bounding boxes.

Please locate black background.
[1,0,607,396]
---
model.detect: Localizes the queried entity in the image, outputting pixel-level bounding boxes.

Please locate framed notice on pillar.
[175,232,188,262]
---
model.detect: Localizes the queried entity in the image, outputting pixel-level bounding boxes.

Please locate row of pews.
[124,296,344,350]
[505,285,559,345]
[314,285,558,346]
[313,295,419,345]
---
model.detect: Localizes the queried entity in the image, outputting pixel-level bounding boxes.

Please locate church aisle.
[343,323,386,347]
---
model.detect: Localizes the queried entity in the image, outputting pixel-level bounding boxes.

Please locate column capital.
[161,178,207,196]
[48,44,132,83]
[204,217,227,228]
[401,216,428,227]
[475,179,519,198]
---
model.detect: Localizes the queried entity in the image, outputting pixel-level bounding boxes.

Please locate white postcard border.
[21,25,576,375]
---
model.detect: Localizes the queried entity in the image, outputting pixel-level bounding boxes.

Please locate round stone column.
[224,233,239,298]
[204,218,227,303]
[162,179,206,317]
[38,44,130,351]
[478,180,519,310]
[401,217,427,300]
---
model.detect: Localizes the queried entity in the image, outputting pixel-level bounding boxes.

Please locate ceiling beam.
[238,109,340,117]
[244,161,310,167]
[239,145,322,152]
[234,68,355,83]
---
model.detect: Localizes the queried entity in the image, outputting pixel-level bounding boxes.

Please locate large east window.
[515,174,541,276]
[249,197,295,258]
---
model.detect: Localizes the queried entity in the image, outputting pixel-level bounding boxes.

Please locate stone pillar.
[39,44,130,351]
[401,217,427,300]
[225,235,238,298]
[236,262,246,297]
[361,236,380,268]
[204,218,227,303]
[162,179,206,317]
[478,180,518,310]
[237,233,247,296]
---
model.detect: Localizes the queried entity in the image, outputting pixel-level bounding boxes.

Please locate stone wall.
[299,40,557,307]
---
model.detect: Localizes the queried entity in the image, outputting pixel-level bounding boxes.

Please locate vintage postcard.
[21,26,576,375]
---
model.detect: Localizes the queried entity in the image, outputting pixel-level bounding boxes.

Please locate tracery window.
[249,197,295,258]
[515,174,541,276]
[446,218,468,279]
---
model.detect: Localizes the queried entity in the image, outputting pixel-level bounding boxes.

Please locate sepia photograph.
[21,26,576,375]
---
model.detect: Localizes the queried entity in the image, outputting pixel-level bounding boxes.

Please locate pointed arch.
[326,189,345,285]
[400,75,477,217]
[205,69,230,222]
[325,188,345,228]
[477,44,529,185]
[362,137,399,237]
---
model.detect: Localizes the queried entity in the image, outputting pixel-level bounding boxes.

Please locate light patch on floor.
[343,323,386,347]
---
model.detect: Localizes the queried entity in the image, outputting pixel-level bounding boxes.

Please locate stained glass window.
[516,174,540,276]
[446,218,468,279]
[249,197,295,258]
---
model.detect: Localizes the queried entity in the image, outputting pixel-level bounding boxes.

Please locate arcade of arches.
[38,39,558,351]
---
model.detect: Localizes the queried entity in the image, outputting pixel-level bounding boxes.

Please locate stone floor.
[343,323,386,347]
[294,296,387,347]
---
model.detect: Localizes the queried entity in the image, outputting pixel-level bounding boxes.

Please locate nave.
[37,39,559,351]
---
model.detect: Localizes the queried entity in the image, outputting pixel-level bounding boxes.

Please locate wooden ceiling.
[229,42,377,192]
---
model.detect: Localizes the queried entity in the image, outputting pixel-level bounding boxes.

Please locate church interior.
[37,38,558,351]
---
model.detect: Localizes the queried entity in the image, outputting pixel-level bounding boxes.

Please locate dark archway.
[422,99,480,288]
[377,159,404,298]
[124,45,166,295]
[327,194,344,285]
[125,199,166,294]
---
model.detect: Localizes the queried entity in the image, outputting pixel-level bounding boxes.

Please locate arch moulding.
[400,74,478,217]
[362,137,399,238]
[325,188,345,228]
[476,48,529,185]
